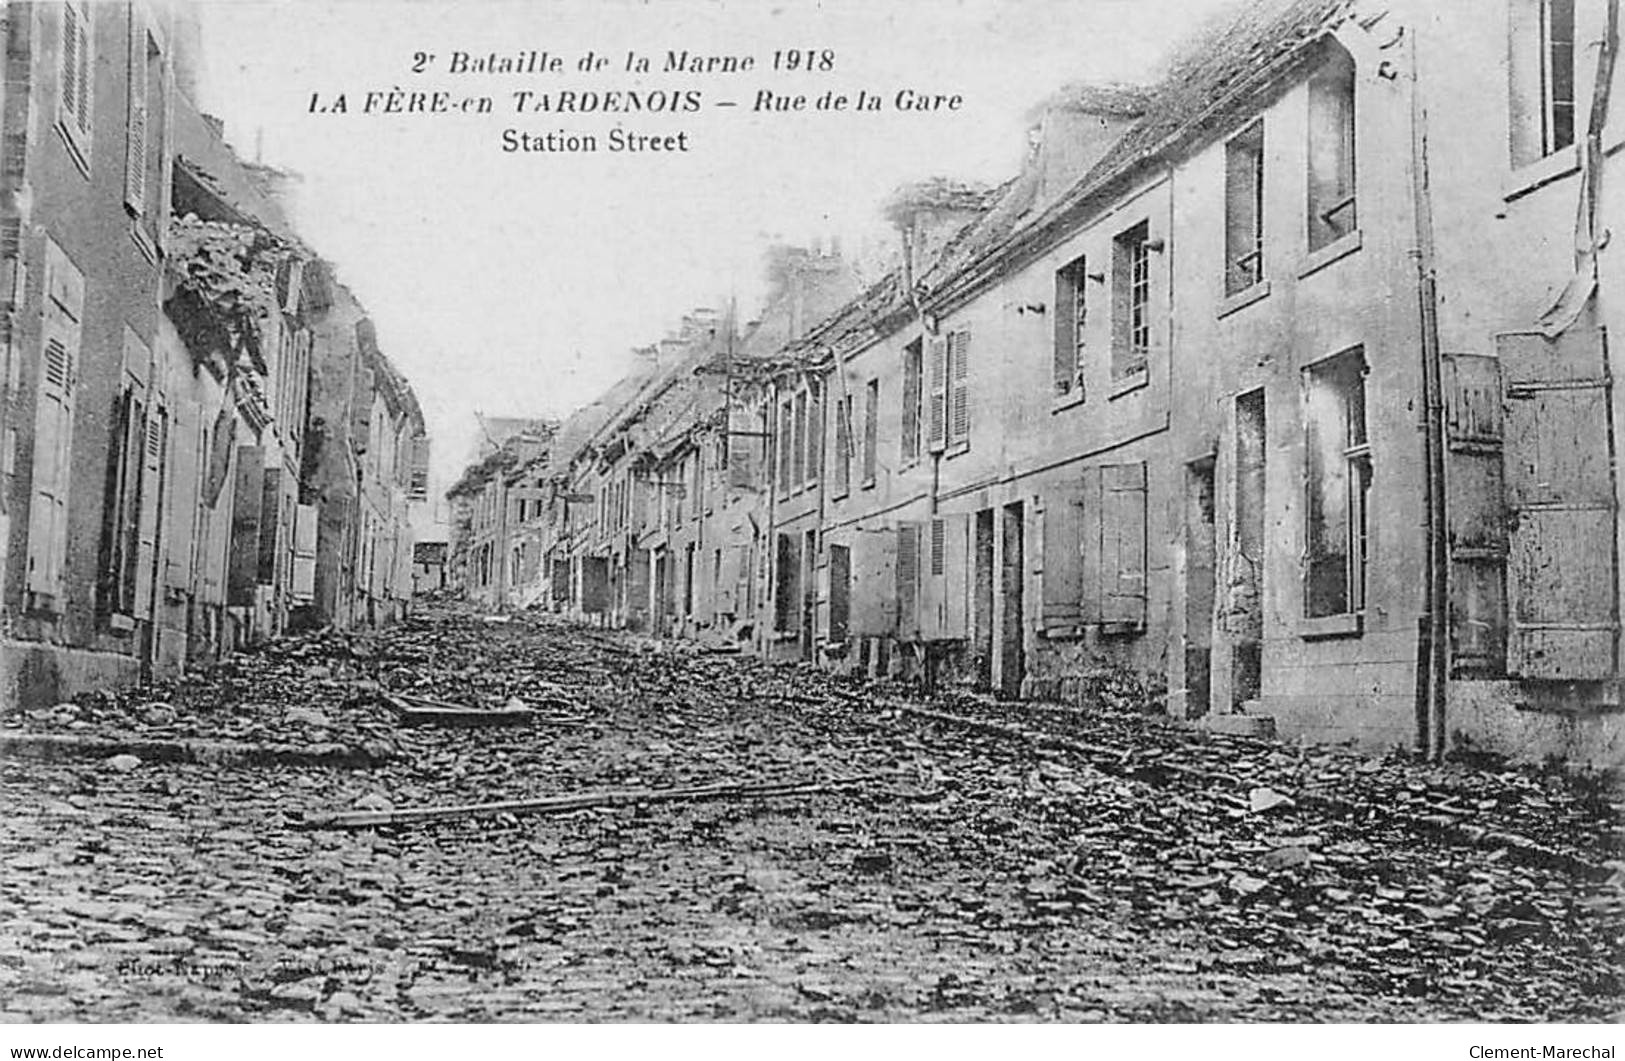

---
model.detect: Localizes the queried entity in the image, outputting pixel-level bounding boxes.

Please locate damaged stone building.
[450,0,1622,769]
[0,1,428,707]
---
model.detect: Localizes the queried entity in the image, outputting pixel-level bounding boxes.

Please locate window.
[774,532,801,632]
[57,2,94,174]
[1111,221,1152,380]
[901,339,922,461]
[776,398,793,493]
[1225,122,1265,294]
[861,378,878,487]
[804,381,822,487]
[946,329,970,448]
[791,390,807,489]
[1510,0,1577,167]
[833,392,852,498]
[1303,348,1370,619]
[1307,46,1357,251]
[1054,256,1089,397]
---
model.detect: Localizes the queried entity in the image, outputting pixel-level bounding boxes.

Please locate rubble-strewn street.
[2,606,1621,1023]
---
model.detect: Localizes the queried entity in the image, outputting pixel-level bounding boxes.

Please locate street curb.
[0,731,394,770]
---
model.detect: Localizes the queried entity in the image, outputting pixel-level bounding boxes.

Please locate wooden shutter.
[923,514,969,640]
[203,407,235,507]
[124,7,148,215]
[133,406,166,616]
[1041,486,1084,631]
[292,503,318,602]
[1102,461,1148,626]
[926,335,948,452]
[948,330,971,445]
[850,529,897,636]
[895,522,921,640]
[1499,328,1619,679]
[27,243,84,603]
[1080,466,1103,623]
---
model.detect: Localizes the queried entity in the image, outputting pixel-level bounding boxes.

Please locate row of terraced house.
[1,1,428,708]
[447,0,1624,768]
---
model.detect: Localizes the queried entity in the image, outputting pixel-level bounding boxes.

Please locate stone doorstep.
[0,732,392,770]
[1196,713,1278,739]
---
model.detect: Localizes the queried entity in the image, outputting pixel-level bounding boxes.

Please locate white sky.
[196,0,1237,490]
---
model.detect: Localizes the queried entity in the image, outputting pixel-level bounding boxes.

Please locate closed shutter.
[923,514,968,640]
[895,522,920,640]
[133,406,166,616]
[1079,466,1103,623]
[1041,487,1084,631]
[926,335,948,452]
[27,242,84,604]
[164,405,200,596]
[850,529,897,636]
[1103,461,1148,626]
[948,329,971,446]
[124,7,148,215]
[292,503,317,602]
[1498,328,1619,679]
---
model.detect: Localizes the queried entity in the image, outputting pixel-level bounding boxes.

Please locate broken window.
[1111,221,1152,380]
[1302,348,1371,619]
[832,392,852,498]
[1307,45,1357,251]
[1225,121,1265,294]
[1053,255,1088,397]
[1510,0,1577,166]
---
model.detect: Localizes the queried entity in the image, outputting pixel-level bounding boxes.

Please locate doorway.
[998,502,1025,699]
[1185,458,1217,717]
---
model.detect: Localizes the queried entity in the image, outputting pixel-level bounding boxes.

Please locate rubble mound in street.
[1,603,1619,1022]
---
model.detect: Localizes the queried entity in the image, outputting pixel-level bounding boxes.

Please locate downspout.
[1406,28,1450,761]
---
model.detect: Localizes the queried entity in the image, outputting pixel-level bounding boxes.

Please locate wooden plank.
[301,773,888,830]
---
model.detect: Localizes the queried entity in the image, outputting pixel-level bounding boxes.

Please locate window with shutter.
[124,7,149,215]
[27,242,84,607]
[947,329,971,448]
[1111,221,1152,380]
[134,407,167,617]
[862,378,879,486]
[1102,462,1148,626]
[1509,0,1578,168]
[895,522,920,640]
[901,339,923,462]
[1054,257,1088,398]
[792,389,807,488]
[1498,328,1619,680]
[57,2,94,173]
[926,335,948,452]
[1041,488,1084,632]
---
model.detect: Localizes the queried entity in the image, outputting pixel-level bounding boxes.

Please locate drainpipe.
[1405,29,1450,761]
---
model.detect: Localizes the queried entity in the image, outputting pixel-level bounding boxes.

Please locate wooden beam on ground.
[300,773,891,830]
